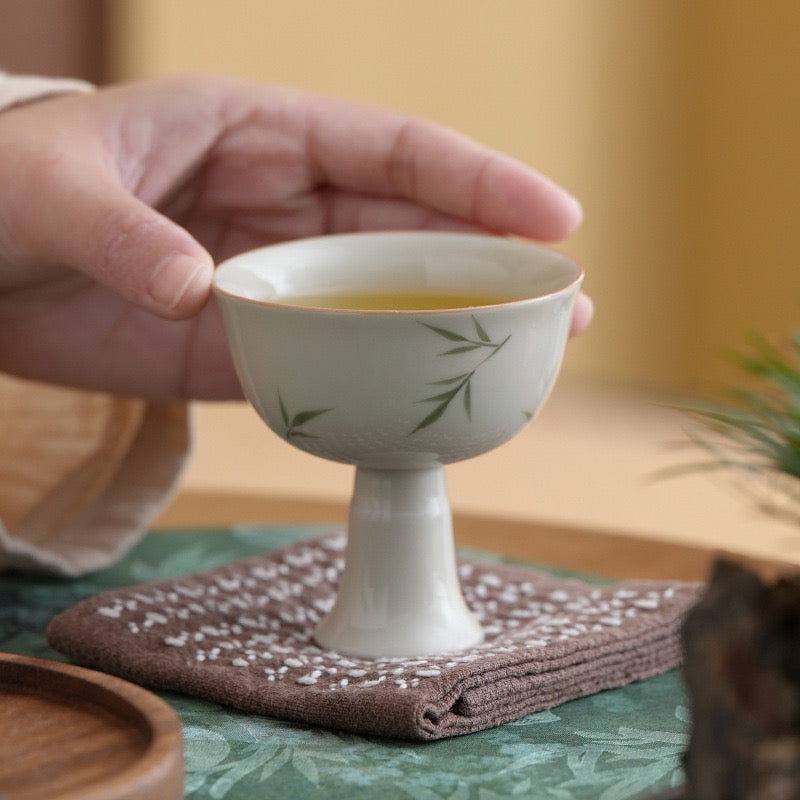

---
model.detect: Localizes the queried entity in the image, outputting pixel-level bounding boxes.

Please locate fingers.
[20,167,214,319]
[304,98,582,241]
[64,179,214,319]
[570,293,594,337]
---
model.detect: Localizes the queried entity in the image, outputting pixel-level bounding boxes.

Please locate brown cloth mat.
[47,533,701,740]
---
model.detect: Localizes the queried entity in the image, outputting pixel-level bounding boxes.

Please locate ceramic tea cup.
[212,231,583,657]
[212,231,582,470]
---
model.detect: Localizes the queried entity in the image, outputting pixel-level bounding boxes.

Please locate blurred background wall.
[3,0,800,396]
[0,0,106,82]
[104,0,800,396]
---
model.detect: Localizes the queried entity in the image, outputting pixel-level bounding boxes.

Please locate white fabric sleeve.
[0,70,94,110]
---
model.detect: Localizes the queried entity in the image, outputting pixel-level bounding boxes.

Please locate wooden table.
[156,489,798,583]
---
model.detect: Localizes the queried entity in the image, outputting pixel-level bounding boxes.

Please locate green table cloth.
[0,526,689,799]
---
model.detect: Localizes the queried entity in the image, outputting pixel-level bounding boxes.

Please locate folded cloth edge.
[418,630,685,738]
[46,532,701,741]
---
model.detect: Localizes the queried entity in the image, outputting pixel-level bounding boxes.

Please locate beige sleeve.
[0,73,193,576]
[0,377,191,576]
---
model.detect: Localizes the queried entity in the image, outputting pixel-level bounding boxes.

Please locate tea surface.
[280,288,517,310]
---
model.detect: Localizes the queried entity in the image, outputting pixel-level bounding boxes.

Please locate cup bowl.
[212,231,583,470]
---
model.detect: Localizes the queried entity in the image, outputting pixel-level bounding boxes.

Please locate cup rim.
[212,230,584,315]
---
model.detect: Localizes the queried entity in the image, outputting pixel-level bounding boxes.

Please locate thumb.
[32,171,214,319]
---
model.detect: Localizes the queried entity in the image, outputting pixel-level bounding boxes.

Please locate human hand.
[0,74,591,400]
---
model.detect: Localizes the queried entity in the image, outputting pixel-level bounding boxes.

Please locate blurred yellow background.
[108,0,800,393]
[99,0,800,561]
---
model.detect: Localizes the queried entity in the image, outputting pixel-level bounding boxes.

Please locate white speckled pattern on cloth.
[47,533,701,740]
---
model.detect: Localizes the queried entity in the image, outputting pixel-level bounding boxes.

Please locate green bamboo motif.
[411,316,510,434]
[278,394,334,441]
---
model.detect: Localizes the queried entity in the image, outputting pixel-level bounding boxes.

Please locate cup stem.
[314,465,484,658]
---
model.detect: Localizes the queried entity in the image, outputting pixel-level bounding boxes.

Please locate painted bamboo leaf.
[291,409,334,427]
[481,334,512,363]
[419,388,461,404]
[278,394,290,427]
[427,373,471,386]
[277,395,334,441]
[418,323,470,342]
[410,401,450,434]
[411,316,511,434]
[473,316,491,342]
[441,345,483,355]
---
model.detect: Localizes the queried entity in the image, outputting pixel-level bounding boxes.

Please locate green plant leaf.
[674,329,800,487]
[464,380,472,419]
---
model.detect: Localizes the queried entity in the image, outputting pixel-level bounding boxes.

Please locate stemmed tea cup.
[213,231,582,658]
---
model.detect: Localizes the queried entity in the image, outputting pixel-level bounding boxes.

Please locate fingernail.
[563,193,584,231]
[148,254,211,315]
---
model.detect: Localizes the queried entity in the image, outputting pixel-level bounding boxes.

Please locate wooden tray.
[0,653,183,800]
